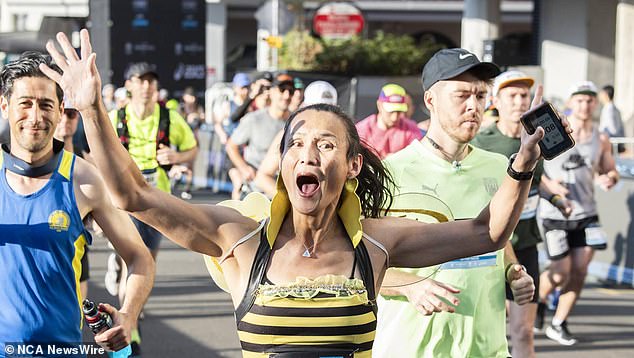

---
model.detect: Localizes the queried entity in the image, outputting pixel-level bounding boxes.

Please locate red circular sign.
[313,2,365,40]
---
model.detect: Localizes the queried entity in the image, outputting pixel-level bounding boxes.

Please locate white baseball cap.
[114,87,128,101]
[492,70,535,96]
[568,80,598,97]
[302,81,338,106]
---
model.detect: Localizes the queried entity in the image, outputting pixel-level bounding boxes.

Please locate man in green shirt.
[374,49,535,358]
[107,62,198,355]
[472,70,570,358]
[108,63,198,259]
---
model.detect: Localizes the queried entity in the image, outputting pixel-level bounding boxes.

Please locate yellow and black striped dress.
[235,230,377,358]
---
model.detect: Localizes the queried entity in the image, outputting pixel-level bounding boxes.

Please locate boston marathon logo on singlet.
[48,210,71,232]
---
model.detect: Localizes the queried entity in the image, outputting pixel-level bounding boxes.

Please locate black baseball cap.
[422,48,501,92]
[125,62,159,80]
[251,71,273,83]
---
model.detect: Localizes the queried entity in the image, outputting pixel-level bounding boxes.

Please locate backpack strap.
[157,106,172,172]
[116,105,173,172]
[116,107,130,150]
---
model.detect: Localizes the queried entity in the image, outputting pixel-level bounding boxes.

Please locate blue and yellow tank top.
[235,228,377,358]
[0,150,91,347]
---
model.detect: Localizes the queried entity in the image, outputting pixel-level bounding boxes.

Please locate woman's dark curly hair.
[279,103,393,218]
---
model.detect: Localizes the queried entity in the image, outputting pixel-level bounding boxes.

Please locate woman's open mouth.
[296,174,320,197]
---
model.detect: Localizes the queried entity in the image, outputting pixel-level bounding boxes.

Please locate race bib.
[545,229,569,258]
[585,223,608,249]
[440,252,497,270]
[564,173,576,185]
[520,188,539,220]
[142,170,159,187]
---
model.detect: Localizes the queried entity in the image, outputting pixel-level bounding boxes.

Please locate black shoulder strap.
[116,106,172,171]
[355,240,377,314]
[157,106,172,172]
[157,106,171,147]
[235,225,271,322]
[116,107,129,150]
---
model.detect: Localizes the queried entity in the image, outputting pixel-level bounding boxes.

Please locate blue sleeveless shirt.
[0,150,91,349]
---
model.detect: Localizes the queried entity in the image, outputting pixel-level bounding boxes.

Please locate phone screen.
[520,101,575,160]
[533,113,566,150]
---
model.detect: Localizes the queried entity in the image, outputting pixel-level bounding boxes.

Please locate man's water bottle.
[82,299,132,358]
[83,299,113,334]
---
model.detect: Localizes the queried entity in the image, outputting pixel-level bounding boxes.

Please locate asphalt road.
[82,191,634,357]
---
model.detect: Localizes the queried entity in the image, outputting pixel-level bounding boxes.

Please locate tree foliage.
[280,30,445,76]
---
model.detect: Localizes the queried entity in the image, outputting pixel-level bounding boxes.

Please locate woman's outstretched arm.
[40,29,258,257]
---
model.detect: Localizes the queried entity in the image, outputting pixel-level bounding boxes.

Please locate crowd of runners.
[0,27,625,358]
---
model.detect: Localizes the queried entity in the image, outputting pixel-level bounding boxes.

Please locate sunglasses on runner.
[277,85,296,95]
[64,109,79,119]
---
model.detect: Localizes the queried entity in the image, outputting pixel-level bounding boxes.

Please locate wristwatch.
[507,153,534,181]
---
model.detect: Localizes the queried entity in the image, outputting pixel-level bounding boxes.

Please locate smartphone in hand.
[520,102,575,160]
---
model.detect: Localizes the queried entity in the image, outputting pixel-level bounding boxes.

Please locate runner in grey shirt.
[226,73,294,198]
[535,81,619,346]
[230,108,286,169]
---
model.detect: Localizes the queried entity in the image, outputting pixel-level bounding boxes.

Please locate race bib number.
[585,223,608,249]
[440,252,497,270]
[142,171,159,187]
[520,188,539,220]
[545,229,569,258]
